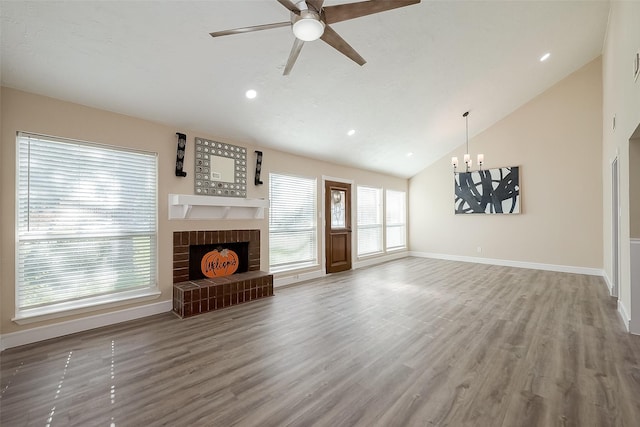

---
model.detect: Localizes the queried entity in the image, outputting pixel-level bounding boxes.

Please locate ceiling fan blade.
[323,0,420,25]
[210,21,290,37]
[320,25,366,66]
[276,0,301,14]
[306,0,325,13]
[283,38,305,76]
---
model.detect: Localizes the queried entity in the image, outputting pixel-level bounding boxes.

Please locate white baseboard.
[618,300,631,333]
[602,271,614,295]
[0,300,172,352]
[274,270,325,288]
[409,251,604,277]
[601,271,632,333]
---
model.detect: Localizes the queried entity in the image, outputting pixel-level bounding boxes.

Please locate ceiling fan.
[210,0,421,75]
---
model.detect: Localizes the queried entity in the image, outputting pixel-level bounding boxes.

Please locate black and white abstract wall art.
[454,166,520,214]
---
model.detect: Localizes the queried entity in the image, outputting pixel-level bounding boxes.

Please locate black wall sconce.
[175,132,187,177]
[254,150,263,185]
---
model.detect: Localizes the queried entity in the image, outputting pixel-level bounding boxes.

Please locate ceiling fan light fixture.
[292,12,325,41]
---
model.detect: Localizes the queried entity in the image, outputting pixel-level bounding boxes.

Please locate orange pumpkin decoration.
[201,249,239,278]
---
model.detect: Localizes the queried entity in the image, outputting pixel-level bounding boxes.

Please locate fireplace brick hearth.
[172,229,273,318]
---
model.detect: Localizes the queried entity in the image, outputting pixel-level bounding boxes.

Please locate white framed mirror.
[194,137,247,197]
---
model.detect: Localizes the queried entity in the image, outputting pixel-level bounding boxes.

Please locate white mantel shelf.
[168,194,269,220]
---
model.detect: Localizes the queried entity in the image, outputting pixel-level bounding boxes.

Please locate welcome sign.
[201,249,239,278]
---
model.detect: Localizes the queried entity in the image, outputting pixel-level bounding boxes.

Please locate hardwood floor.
[2,257,640,426]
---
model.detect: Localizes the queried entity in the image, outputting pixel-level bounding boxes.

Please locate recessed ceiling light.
[406,152,414,157]
[245,89,257,99]
[347,129,356,136]
[540,52,550,62]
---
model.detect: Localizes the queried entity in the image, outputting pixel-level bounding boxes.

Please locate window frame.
[385,189,407,251]
[356,185,384,257]
[14,132,160,323]
[268,172,318,273]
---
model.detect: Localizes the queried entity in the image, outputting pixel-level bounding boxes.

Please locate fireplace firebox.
[188,242,249,280]
[172,229,273,318]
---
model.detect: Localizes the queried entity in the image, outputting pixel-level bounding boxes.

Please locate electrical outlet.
[477,246,482,253]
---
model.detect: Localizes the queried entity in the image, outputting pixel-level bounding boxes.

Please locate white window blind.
[269,173,317,271]
[386,189,407,250]
[357,186,383,256]
[16,132,158,313]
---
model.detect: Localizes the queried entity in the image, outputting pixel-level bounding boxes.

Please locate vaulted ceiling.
[0,1,610,178]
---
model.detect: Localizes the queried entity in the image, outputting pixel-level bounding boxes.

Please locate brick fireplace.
[172,229,273,318]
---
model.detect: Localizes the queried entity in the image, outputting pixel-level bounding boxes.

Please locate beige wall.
[409,58,603,269]
[0,87,406,335]
[602,1,640,332]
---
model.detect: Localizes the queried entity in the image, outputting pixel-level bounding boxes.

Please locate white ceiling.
[0,0,610,178]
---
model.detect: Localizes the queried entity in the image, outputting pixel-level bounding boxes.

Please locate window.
[269,173,317,271]
[357,186,383,256]
[16,132,158,318]
[386,189,407,250]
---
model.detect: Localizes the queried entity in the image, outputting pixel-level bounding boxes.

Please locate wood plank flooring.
[2,257,640,426]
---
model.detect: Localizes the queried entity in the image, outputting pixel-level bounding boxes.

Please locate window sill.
[13,287,161,325]
[357,251,385,259]
[270,262,320,274]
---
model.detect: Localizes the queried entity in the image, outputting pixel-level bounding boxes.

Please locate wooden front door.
[325,180,352,274]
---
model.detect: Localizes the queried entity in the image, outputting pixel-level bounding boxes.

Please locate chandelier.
[451,111,484,173]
